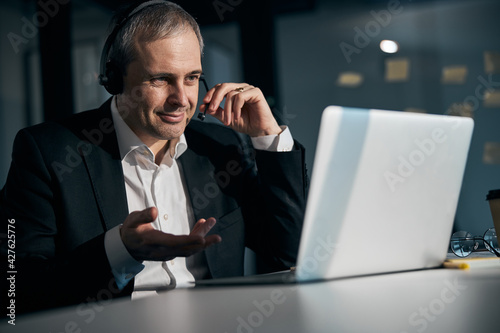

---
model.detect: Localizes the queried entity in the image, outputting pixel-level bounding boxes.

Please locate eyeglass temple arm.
[489,244,500,257]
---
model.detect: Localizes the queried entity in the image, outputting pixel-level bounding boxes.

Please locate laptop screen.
[296,106,474,281]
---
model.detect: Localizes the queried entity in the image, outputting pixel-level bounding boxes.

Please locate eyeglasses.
[450,227,500,257]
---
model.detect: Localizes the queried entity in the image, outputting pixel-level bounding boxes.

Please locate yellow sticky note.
[441,65,468,84]
[336,72,363,88]
[484,90,500,108]
[446,103,474,118]
[385,58,410,82]
[483,142,500,165]
[484,51,500,74]
[404,108,427,114]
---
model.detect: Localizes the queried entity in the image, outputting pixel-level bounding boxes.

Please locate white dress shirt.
[104,96,294,299]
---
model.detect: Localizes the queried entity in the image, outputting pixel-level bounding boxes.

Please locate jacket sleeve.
[239,136,309,272]
[0,129,130,314]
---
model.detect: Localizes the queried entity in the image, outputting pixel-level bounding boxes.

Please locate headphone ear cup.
[104,61,123,95]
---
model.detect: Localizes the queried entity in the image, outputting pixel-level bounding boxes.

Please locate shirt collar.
[110,96,188,162]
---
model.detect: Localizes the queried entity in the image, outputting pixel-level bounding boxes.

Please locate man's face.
[118,29,202,146]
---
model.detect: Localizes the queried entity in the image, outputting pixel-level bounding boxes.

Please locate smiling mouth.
[157,112,185,123]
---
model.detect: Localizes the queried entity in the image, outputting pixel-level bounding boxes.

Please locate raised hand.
[120,207,221,262]
[200,82,283,137]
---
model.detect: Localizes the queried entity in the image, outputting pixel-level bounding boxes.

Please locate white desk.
[4,266,500,333]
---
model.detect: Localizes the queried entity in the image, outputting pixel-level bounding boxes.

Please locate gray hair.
[108,1,204,75]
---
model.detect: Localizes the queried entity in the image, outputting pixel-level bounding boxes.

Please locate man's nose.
[167,83,189,107]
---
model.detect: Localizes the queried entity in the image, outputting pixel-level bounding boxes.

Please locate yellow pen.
[443,261,470,270]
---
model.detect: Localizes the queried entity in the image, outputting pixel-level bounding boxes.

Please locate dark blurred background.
[1,0,499,235]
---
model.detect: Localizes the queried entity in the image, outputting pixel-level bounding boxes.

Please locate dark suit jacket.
[0,99,307,313]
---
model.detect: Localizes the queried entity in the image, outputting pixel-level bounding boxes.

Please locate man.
[0,1,307,313]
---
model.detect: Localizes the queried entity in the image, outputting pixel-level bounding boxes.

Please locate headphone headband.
[98,0,169,94]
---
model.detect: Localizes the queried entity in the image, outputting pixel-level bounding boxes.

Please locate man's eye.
[150,77,168,86]
[186,75,199,82]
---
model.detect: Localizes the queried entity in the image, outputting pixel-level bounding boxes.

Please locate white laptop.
[196,106,474,286]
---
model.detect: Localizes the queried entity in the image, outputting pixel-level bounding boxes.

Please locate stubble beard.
[146,107,193,141]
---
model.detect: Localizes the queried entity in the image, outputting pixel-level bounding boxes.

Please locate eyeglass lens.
[450,231,477,257]
[483,228,499,253]
[450,228,500,257]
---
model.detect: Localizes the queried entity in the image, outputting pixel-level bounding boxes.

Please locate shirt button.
[163,214,168,221]
[170,260,175,266]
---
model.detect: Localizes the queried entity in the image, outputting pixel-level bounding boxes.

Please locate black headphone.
[98,0,169,95]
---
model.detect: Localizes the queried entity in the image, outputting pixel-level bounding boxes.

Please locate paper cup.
[487,189,500,243]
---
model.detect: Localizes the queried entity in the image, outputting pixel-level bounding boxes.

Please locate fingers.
[121,209,221,261]
[190,217,216,236]
[200,82,282,137]
[189,217,222,246]
[123,207,158,229]
[158,217,221,257]
[136,231,221,261]
[203,234,222,248]
[147,231,203,248]
[202,83,253,126]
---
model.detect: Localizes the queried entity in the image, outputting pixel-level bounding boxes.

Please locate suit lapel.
[178,147,216,223]
[79,104,129,231]
[82,146,128,231]
[179,145,228,277]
